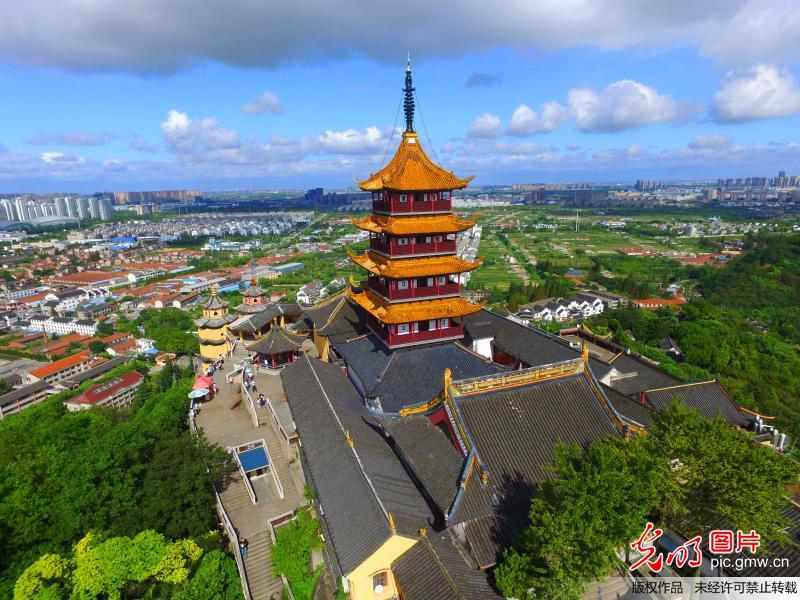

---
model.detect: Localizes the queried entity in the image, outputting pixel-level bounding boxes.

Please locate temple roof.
[282,355,432,574]
[203,291,228,311]
[229,302,302,332]
[356,133,473,192]
[242,283,265,298]
[349,288,482,324]
[194,313,236,328]
[247,326,305,355]
[642,380,751,428]
[349,250,481,279]
[334,334,502,414]
[351,213,477,236]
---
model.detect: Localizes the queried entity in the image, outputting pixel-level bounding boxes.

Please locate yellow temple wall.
[346,535,417,600]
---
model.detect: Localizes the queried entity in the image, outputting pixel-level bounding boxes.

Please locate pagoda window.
[399,194,407,203]
[397,280,409,290]
[397,237,409,246]
[428,319,438,330]
[440,318,450,328]
[426,277,434,287]
[435,235,443,242]
[397,323,410,335]
[446,233,456,240]
[437,276,446,285]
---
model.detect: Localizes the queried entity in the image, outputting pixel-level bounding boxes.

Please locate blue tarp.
[238,447,269,472]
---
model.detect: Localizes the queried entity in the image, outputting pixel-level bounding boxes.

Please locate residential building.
[65,371,144,411]
[26,351,92,385]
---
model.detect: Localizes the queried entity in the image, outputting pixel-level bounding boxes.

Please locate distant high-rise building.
[76,198,89,220]
[98,197,113,220]
[0,199,17,221]
[14,198,27,222]
[55,197,68,217]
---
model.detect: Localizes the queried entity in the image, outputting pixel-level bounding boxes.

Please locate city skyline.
[1,1,800,191]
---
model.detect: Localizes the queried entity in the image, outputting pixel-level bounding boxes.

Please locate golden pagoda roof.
[351,213,477,235]
[348,250,482,278]
[349,288,483,324]
[357,133,473,192]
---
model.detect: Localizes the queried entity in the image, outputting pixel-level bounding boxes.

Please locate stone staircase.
[218,470,252,514]
[204,350,305,600]
[244,531,285,600]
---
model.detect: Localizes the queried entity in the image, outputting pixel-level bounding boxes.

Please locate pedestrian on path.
[239,537,246,558]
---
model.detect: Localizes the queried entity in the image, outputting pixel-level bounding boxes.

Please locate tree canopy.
[496,403,799,598]
[13,530,241,600]
[0,367,234,598]
[495,437,666,599]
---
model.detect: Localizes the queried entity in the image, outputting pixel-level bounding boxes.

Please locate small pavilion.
[247,325,305,369]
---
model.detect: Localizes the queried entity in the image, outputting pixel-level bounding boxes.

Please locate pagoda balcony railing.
[372,198,452,214]
[366,313,464,347]
[370,238,457,256]
[368,278,460,301]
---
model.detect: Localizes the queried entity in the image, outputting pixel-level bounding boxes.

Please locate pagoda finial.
[403,57,415,134]
[210,285,218,296]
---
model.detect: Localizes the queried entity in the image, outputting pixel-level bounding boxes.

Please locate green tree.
[87,341,106,354]
[96,321,114,337]
[174,549,242,600]
[644,400,799,545]
[13,554,69,600]
[495,437,667,599]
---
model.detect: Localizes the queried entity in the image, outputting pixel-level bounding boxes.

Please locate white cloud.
[507,102,568,136]
[316,126,386,154]
[467,113,502,139]
[0,1,798,73]
[689,134,733,149]
[712,64,800,122]
[242,91,285,115]
[28,130,114,145]
[568,80,697,132]
[160,109,240,154]
[40,151,84,163]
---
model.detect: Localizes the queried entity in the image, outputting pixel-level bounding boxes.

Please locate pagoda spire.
[404,57,415,134]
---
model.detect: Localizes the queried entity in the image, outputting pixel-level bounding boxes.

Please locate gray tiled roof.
[463,309,578,368]
[335,335,502,414]
[282,355,432,573]
[384,415,465,517]
[445,373,623,567]
[644,381,751,428]
[601,383,655,428]
[392,533,500,600]
[247,327,303,355]
[598,353,679,396]
[229,304,282,332]
[0,380,49,407]
[300,294,347,330]
[316,296,370,343]
[282,356,391,574]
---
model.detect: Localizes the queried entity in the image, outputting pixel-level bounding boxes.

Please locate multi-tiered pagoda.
[348,62,483,348]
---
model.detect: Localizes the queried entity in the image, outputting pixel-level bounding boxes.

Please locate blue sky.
[1,0,800,191]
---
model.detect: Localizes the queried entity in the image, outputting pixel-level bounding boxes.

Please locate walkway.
[196,346,306,600]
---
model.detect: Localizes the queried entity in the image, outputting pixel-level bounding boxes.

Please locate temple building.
[195,286,236,368]
[229,279,303,341]
[247,323,306,369]
[257,63,772,599]
[347,60,483,349]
